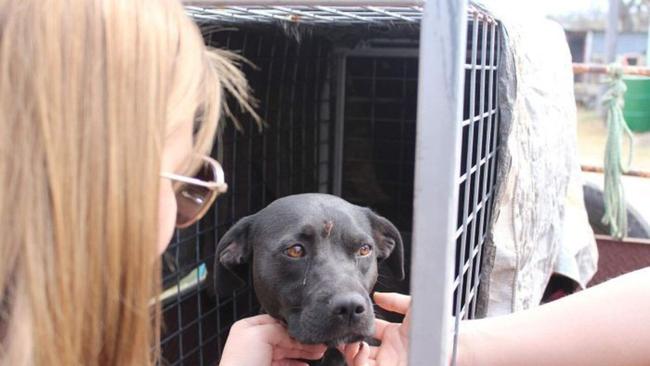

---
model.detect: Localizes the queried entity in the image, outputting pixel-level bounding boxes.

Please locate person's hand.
[219,314,327,366]
[343,292,410,366]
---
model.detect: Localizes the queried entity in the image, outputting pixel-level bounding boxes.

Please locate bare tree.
[619,0,650,31]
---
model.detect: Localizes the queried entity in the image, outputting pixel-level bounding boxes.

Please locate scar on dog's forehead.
[298,225,317,240]
[321,220,334,238]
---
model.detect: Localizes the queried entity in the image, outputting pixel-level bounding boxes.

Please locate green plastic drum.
[623,76,650,133]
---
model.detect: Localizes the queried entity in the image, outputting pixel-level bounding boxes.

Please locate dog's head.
[214,193,404,345]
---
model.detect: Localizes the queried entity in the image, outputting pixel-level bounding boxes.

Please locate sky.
[481,0,607,17]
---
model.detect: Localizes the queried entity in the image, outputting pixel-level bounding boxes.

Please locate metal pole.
[605,0,619,63]
[573,62,650,76]
[184,0,424,6]
[409,0,467,365]
[332,53,346,196]
[646,22,650,66]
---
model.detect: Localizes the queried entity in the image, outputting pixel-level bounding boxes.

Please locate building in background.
[566,29,647,65]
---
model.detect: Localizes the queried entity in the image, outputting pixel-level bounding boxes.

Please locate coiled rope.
[601,64,635,239]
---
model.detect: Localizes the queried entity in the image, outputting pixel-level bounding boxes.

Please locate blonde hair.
[0,0,253,364]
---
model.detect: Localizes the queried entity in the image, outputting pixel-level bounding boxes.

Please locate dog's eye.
[357,244,372,257]
[285,244,305,258]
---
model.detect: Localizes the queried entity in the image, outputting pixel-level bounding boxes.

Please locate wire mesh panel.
[338,52,418,297]
[342,55,418,231]
[159,26,333,366]
[453,10,500,323]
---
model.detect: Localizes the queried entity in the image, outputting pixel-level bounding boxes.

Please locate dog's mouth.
[292,329,370,347]
[285,317,374,346]
[323,333,367,348]
[278,295,376,346]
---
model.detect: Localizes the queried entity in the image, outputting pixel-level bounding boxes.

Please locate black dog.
[214,193,404,364]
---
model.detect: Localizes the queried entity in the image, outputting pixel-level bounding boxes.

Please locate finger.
[343,342,361,365]
[237,314,282,328]
[400,310,411,337]
[373,318,395,340]
[373,292,411,314]
[352,342,370,366]
[257,323,326,352]
[271,361,309,366]
[273,347,326,361]
[368,345,379,359]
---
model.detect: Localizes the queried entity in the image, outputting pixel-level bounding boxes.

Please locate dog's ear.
[366,209,405,280]
[213,214,255,296]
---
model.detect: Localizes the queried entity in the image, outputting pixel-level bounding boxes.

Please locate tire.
[582,183,650,239]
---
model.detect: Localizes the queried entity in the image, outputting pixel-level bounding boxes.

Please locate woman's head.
[0,0,251,364]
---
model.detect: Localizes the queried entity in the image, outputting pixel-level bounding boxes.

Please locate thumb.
[374,292,411,315]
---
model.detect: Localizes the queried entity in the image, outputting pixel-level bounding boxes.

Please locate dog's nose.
[331,293,366,323]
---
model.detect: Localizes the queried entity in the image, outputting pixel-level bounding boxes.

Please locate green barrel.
[623,76,650,133]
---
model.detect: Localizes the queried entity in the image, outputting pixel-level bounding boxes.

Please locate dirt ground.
[576,106,650,225]
[576,106,650,171]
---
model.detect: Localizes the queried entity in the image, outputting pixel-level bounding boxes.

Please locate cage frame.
[408,1,467,365]
[165,1,495,365]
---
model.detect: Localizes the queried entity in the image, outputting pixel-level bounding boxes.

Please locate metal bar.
[367,5,417,22]
[275,41,290,196]
[213,127,224,359]
[274,6,333,21]
[464,18,489,315]
[174,231,185,361]
[470,20,497,319]
[409,0,468,365]
[332,53,347,196]
[457,150,497,184]
[300,42,310,192]
[227,6,298,21]
[605,0,619,63]
[316,45,330,193]
[334,47,419,58]
[261,33,278,204]
[594,233,650,245]
[187,5,425,23]
[194,220,205,364]
[486,29,501,206]
[573,63,650,76]
[581,164,650,178]
[397,58,408,226]
[247,34,257,319]
[289,44,300,192]
[184,0,424,6]
[454,12,478,329]
[315,5,377,22]
[462,110,495,127]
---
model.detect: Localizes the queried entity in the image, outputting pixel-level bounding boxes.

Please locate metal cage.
[160,1,501,365]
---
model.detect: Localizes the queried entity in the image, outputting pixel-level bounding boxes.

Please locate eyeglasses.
[160,155,228,228]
